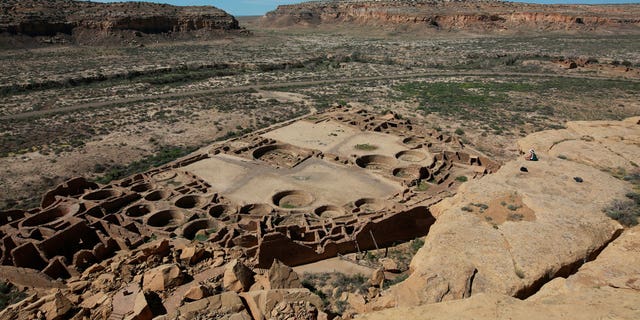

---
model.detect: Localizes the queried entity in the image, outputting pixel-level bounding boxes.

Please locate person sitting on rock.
[525,148,538,161]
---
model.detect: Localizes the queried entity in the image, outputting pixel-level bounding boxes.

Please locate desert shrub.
[415,181,430,191]
[604,194,640,227]
[95,145,196,184]
[409,238,425,254]
[507,204,521,211]
[354,144,378,151]
[456,176,468,182]
[383,273,409,289]
[0,282,26,311]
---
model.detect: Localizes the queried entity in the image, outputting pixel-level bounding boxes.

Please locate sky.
[92,0,640,16]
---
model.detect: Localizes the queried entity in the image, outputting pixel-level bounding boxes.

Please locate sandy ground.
[262,120,358,152]
[185,154,402,208]
[293,257,374,276]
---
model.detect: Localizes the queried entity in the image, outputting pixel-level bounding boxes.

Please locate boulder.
[180,246,205,265]
[369,267,385,288]
[82,263,105,277]
[223,259,255,293]
[79,291,108,309]
[347,292,367,314]
[137,239,170,261]
[142,264,183,292]
[177,292,246,319]
[267,259,302,289]
[183,284,211,301]
[379,258,399,273]
[68,280,90,294]
[43,291,74,320]
[93,273,116,291]
[240,288,323,320]
[124,292,153,320]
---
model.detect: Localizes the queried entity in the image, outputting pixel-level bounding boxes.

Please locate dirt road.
[2,71,638,121]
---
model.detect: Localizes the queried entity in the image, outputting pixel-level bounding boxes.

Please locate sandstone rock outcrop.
[359,226,640,319]
[124,292,153,320]
[266,259,302,290]
[0,0,239,40]
[142,264,184,292]
[223,259,256,293]
[263,0,640,33]
[0,290,73,320]
[240,288,324,320]
[177,291,249,319]
[183,284,211,302]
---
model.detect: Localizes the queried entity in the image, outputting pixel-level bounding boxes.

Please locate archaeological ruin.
[0,105,500,279]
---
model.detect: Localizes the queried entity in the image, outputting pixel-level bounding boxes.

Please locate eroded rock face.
[0,0,239,37]
[125,291,152,320]
[365,117,640,310]
[0,290,73,320]
[142,263,184,292]
[183,284,211,302]
[223,259,255,293]
[360,226,640,319]
[267,259,302,290]
[177,291,248,319]
[240,288,324,320]
[262,0,640,33]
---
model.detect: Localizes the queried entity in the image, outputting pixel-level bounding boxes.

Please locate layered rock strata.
[263,0,640,32]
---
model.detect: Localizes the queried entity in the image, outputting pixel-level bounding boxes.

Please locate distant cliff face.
[262,0,640,32]
[0,0,239,37]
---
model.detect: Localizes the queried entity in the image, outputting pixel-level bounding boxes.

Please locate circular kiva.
[354,198,387,212]
[239,203,274,216]
[392,166,427,180]
[130,182,155,193]
[314,205,346,218]
[174,194,208,209]
[20,203,80,227]
[355,154,398,171]
[272,190,314,209]
[82,189,121,201]
[152,171,177,181]
[252,144,302,161]
[144,190,171,201]
[395,150,427,162]
[124,203,154,218]
[402,136,424,146]
[181,218,219,240]
[209,204,237,218]
[146,209,185,228]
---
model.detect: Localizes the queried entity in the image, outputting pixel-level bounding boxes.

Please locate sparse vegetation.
[383,273,409,289]
[456,176,468,182]
[507,204,522,211]
[604,193,640,226]
[0,282,26,312]
[95,145,197,184]
[280,202,297,209]
[415,181,430,191]
[354,143,378,151]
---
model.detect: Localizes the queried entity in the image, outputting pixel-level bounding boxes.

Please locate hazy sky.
[93,1,640,16]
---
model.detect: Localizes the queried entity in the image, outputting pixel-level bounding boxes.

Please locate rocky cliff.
[0,0,239,38]
[262,0,640,33]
